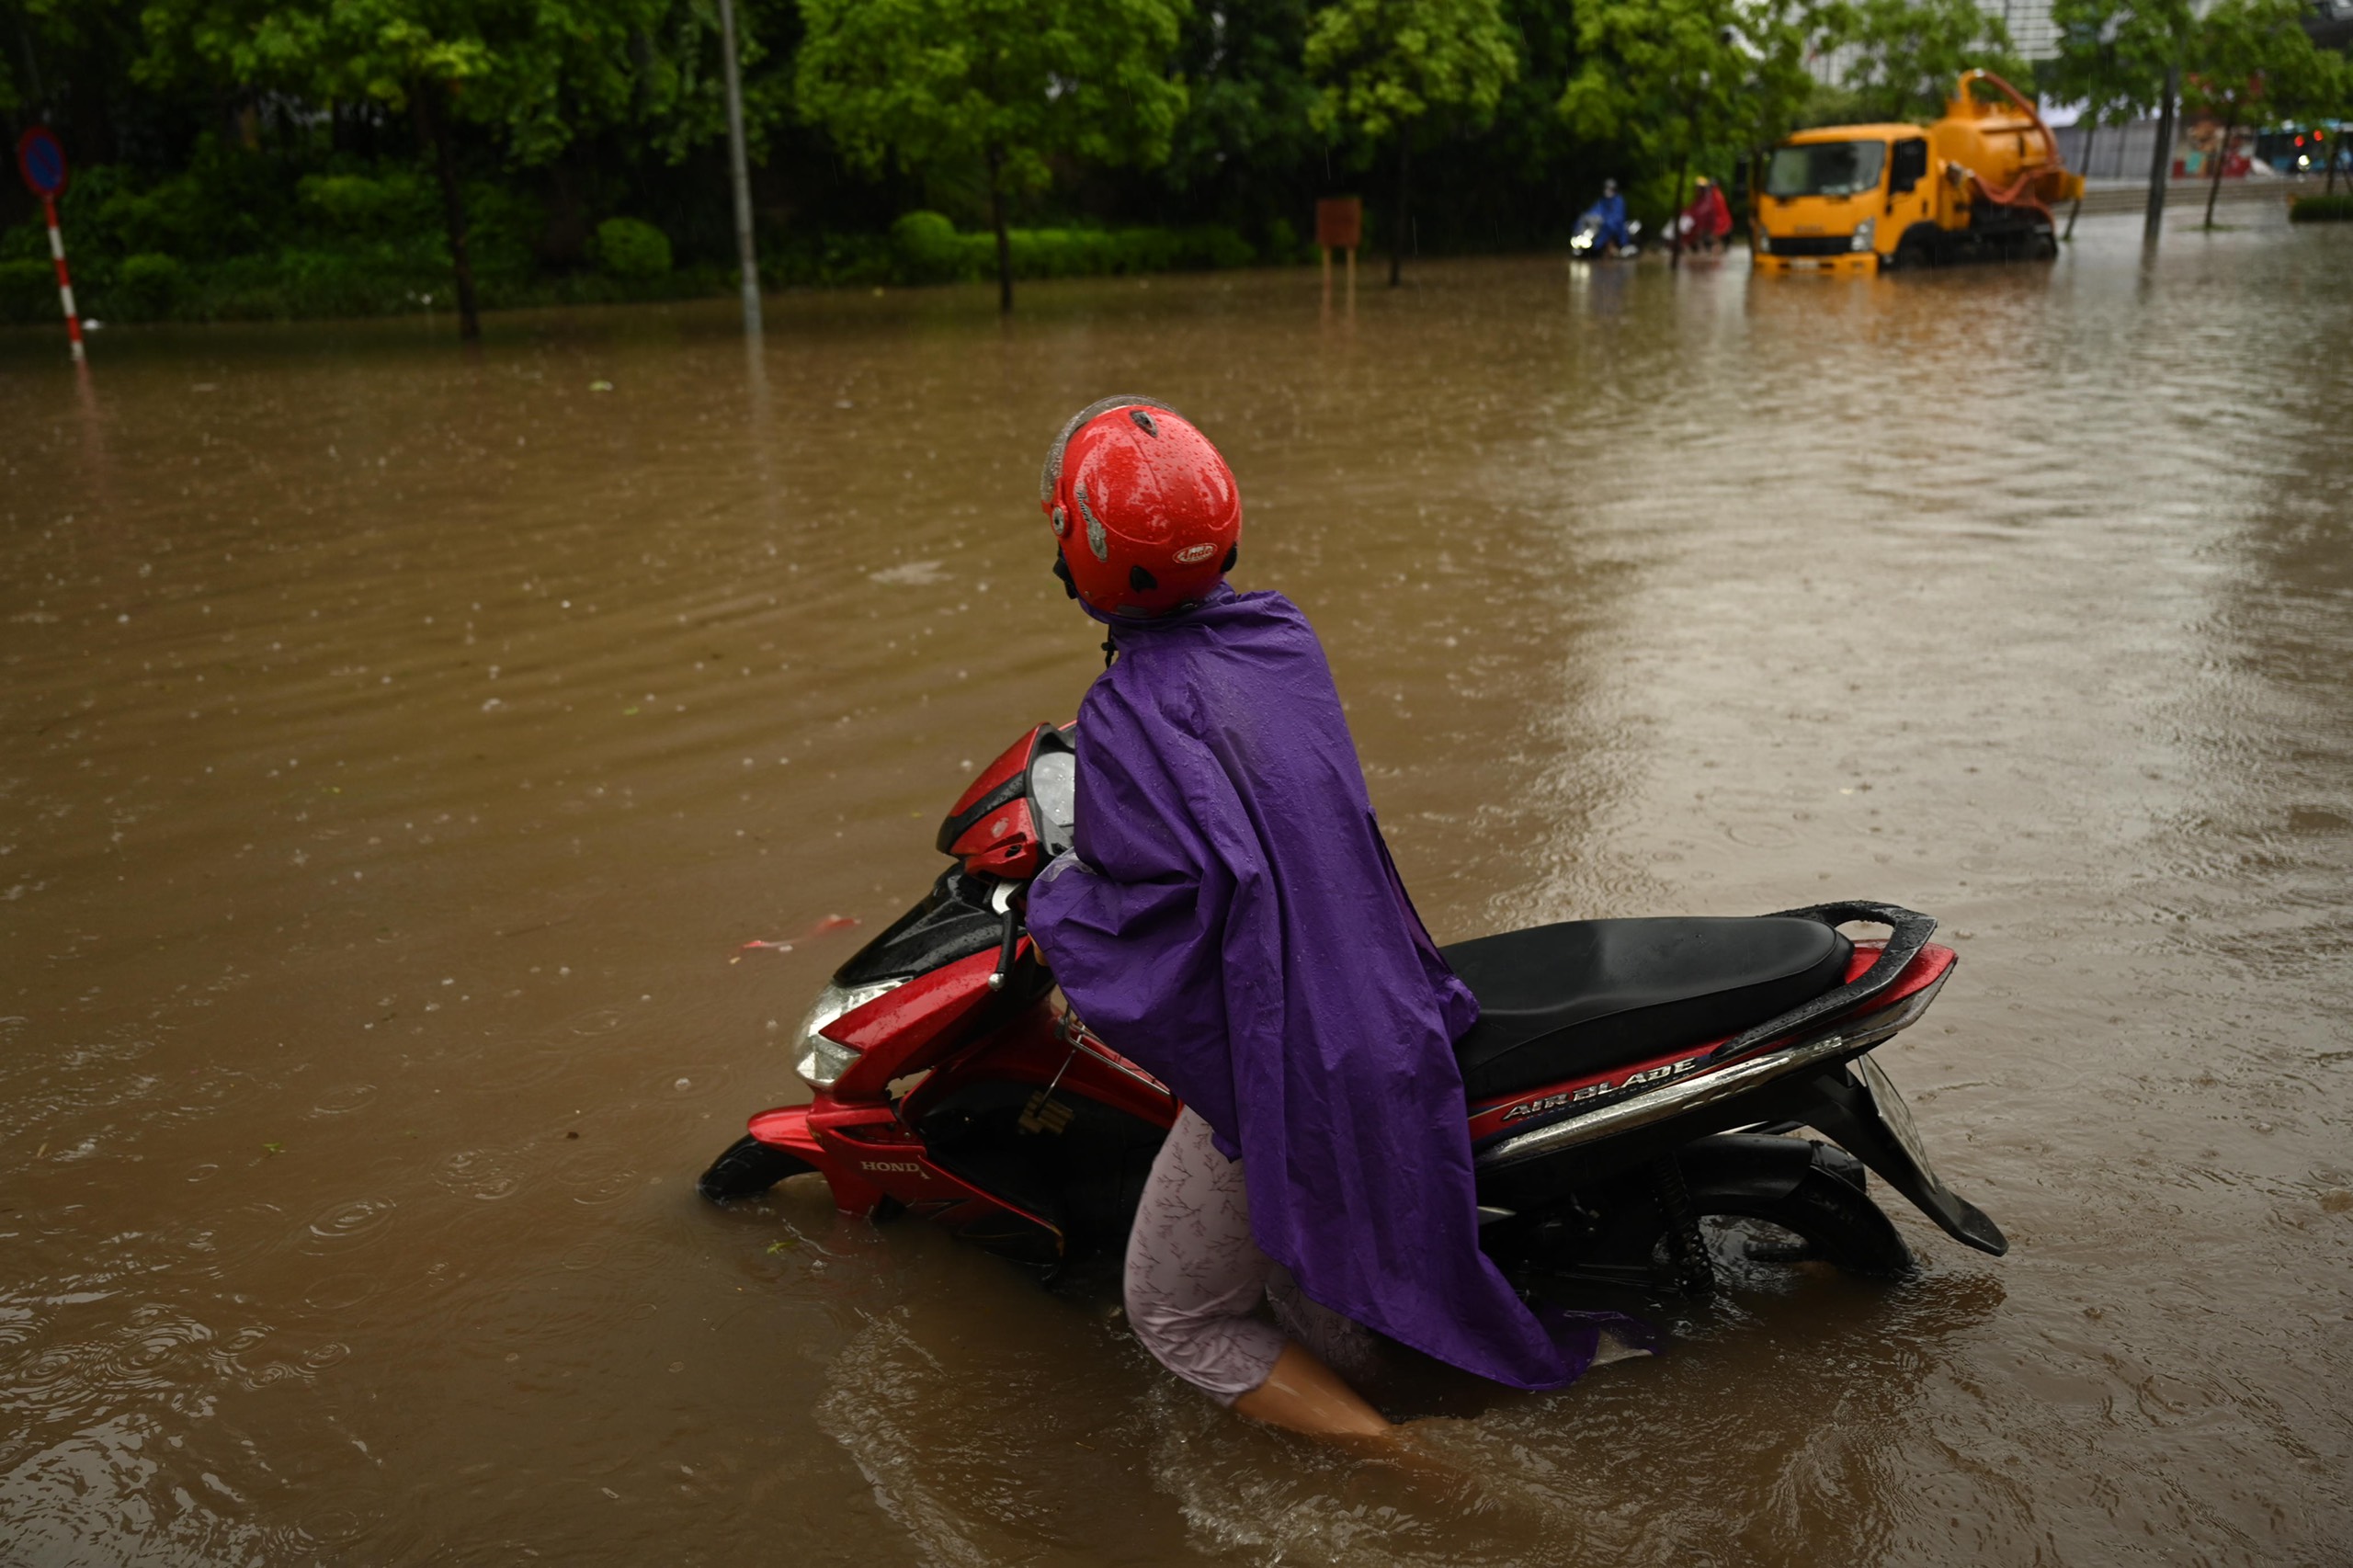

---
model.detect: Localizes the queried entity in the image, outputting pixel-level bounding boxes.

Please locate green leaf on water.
[262,1142,285,1155]
[765,1238,799,1256]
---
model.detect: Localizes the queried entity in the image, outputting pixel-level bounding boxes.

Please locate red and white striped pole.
[43,195,85,363]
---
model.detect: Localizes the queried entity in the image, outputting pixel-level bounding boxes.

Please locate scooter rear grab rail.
[1701,901,1937,1065]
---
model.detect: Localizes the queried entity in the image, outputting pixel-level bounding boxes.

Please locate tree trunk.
[1669,131,1693,269]
[986,149,1013,313]
[1389,127,1412,287]
[2203,115,2233,229]
[2144,64,2178,243]
[2064,120,2093,241]
[538,158,589,269]
[413,82,481,340]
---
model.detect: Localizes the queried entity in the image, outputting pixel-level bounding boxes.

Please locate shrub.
[0,256,59,324]
[892,210,976,283]
[299,171,438,238]
[594,216,673,278]
[112,253,187,319]
[2289,194,2353,223]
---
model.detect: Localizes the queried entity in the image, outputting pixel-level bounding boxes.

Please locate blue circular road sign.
[17,128,68,199]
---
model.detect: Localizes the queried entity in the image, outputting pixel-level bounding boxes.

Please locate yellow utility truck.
[1752,71,2084,275]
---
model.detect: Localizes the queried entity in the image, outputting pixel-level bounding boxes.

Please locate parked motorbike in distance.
[699,722,2006,1302]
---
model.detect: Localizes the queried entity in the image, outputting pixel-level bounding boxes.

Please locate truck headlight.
[1754,231,1770,255]
[1850,219,1876,253]
[793,979,904,1089]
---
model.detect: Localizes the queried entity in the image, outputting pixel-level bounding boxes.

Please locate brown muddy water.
[4,206,2350,1567]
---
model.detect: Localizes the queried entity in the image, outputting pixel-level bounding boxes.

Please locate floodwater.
[4,205,2349,1567]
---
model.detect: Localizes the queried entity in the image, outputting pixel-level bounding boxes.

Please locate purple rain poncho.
[1027,585,1632,1391]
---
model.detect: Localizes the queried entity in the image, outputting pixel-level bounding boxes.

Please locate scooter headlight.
[793,979,904,1089]
[1850,218,1876,253]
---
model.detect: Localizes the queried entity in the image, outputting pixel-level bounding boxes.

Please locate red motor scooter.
[699,723,2006,1295]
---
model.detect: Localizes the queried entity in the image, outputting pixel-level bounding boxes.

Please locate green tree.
[2050,0,2200,237]
[2051,0,2165,129]
[795,0,1190,312]
[2323,50,2353,196]
[1560,0,1836,266]
[2050,0,2160,236]
[135,0,736,337]
[1303,0,1519,286]
[136,0,494,335]
[1841,0,2025,123]
[1161,0,1322,243]
[2183,0,2336,225]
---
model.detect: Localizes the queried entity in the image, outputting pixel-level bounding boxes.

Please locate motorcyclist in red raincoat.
[1678,176,1733,254]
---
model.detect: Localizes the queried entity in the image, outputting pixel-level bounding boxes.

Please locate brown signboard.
[1314,197,1362,250]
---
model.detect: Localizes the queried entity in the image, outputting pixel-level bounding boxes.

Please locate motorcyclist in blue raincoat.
[1589,179,1630,252]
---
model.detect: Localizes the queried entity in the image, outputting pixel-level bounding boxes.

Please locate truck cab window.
[1765,140,1889,199]
[1890,138,1930,194]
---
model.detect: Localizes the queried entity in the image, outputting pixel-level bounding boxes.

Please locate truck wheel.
[697,1133,813,1202]
[1893,231,1938,270]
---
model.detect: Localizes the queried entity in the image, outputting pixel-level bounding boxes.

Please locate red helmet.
[1040,396,1242,619]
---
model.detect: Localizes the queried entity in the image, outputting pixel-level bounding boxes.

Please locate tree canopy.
[1303,0,1519,145]
[1303,0,1520,281]
[2050,0,2160,131]
[1561,0,1833,159]
[795,0,1190,309]
[2180,0,2341,221]
[1560,0,1834,257]
[1840,0,2029,122]
[2183,0,2339,129]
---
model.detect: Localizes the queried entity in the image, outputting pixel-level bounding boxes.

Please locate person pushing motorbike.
[1023,397,1646,1439]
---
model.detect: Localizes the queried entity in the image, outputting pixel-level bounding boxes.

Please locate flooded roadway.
[4,206,2349,1566]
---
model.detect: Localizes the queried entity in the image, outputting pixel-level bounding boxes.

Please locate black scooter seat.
[1442,917,1853,1102]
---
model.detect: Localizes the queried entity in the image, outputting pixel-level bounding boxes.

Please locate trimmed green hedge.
[887,210,1256,284]
[761,212,1263,290]
[1,153,1274,324]
[2289,194,2353,223]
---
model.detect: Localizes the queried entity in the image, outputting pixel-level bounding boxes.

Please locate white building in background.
[1986,0,2062,60]
[1811,0,2062,86]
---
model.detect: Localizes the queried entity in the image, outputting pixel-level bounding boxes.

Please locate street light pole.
[716,0,762,338]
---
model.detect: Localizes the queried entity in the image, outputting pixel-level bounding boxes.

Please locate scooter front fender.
[746,1104,887,1215]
